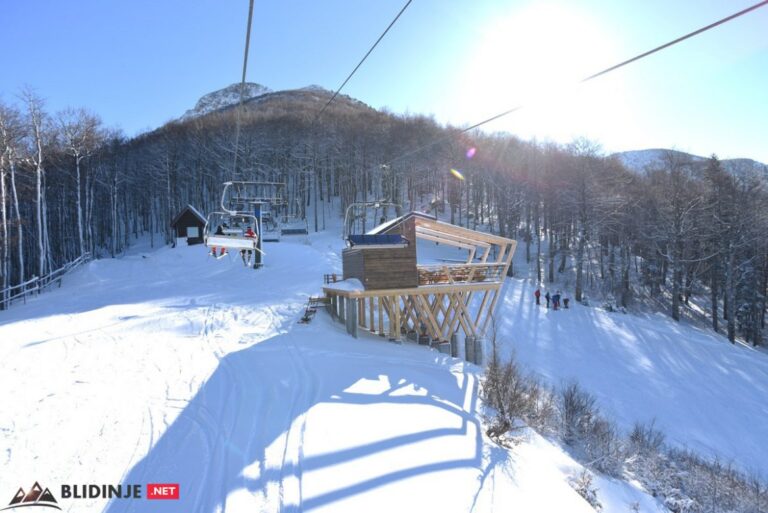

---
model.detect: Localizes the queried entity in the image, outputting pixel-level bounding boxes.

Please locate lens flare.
[450,168,465,181]
[466,147,476,159]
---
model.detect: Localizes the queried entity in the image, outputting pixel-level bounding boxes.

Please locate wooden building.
[324,212,517,347]
[170,205,206,246]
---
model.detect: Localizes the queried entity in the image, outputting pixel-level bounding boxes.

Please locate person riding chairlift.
[210,224,227,258]
[241,226,256,266]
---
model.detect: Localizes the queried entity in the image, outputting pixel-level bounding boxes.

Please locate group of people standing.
[534,288,570,310]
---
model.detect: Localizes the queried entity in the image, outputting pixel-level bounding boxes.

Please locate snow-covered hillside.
[0,234,664,513]
[613,148,768,178]
[498,278,768,473]
[181,82,271,119]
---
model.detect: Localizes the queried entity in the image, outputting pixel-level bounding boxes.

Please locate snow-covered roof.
[366,211,436,235]
[171,204,206,226]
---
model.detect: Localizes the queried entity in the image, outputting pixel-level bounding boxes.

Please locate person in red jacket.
[534,288,541,305]
[241,226,256,266]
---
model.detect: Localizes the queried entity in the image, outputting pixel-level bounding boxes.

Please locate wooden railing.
[0,252,91,310]
[417,262,505,286]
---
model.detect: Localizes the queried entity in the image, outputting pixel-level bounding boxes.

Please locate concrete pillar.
[465,335,475,364]
[329,295,337,320]
[346,298,358,338]
[474,337,484,366]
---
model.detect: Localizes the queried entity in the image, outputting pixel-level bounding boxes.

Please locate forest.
[1,87,766,346]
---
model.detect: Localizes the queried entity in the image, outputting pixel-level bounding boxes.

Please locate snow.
[181,83,272,120]
[4,226,762,511]
[613,149,705,174]
[499,277,768,473]
[2,233,648,512]
[614,148,768,177]
[324,278,364,292]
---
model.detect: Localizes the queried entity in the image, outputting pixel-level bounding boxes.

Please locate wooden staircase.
[299,296,330,323]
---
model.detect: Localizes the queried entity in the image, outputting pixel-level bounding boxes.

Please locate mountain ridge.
[613,148,768,178]
[180,82,373,121]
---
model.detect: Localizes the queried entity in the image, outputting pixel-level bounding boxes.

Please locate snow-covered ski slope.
[500,278,768,474]
[2,228,764,512]
[2,234,661,512]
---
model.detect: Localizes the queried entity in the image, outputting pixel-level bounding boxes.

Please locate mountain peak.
[182,83,271,120]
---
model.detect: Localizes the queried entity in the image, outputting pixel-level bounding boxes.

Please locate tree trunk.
[9,158,23,287]
[75,155,85,256]
[575,231,586,302]
[0,157,8,309]
[725,245,736,343]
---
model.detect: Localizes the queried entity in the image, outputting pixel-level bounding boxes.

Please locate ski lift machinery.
[203,181,286,268]
[343,201,403,247]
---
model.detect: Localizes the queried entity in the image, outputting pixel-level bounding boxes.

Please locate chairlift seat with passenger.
[204,212,260,251]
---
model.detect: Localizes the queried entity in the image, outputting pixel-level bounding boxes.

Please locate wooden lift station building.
[323,212,517,352]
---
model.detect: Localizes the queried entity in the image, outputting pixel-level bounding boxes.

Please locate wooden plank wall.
[343,247,418,289]
[361,249,418,289]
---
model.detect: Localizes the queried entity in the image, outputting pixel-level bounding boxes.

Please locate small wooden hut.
[170,205,206,246]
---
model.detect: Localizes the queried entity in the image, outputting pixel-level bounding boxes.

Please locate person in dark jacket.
[545,291,551,308]
[563,295,570,309]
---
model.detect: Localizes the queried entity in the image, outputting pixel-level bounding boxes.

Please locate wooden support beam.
[415,218,514,246]
[466,247,476,265]
[394,295,402,341]
[481,288,502,334]
[416,294,442,340]
[378,296,384,335]
[447,291,467,337]
[480,245,491,263]
[415,230,486,251]
[369,297,375,332]
[474,289,492,326]
[323,281,501,299]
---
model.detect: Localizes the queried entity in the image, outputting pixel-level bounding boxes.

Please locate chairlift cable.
[316,0,413,120]
[232,0,255,179]
[378,0,768,169]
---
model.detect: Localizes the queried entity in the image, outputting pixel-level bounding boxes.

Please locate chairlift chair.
[204,211,261,253]
[261,210,281,242]
[280,214,309,236]
[343,201,404,247]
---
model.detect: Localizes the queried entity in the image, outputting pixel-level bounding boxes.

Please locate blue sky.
[1,0,766,162]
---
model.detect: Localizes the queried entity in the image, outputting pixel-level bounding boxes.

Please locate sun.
[452,2,631,143]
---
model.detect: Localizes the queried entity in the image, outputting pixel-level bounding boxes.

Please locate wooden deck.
[328,212,517,348]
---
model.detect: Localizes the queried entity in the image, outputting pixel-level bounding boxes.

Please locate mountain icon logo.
[2,482,60,510]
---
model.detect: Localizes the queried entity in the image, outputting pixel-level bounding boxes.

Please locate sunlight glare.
[455,2,633,144]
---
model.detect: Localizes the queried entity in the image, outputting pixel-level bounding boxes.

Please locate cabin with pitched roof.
[170,205,206,246]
